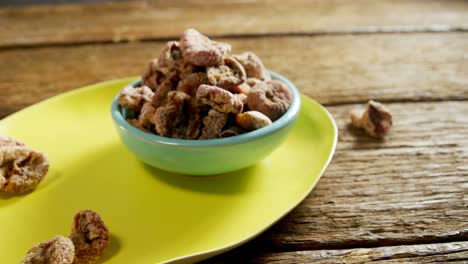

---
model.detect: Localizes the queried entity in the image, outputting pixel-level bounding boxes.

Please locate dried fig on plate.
[21,235,75,264]
[70,210,109,264]
[0,139,49,194]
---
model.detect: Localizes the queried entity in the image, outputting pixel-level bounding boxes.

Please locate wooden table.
[1,0,467,262]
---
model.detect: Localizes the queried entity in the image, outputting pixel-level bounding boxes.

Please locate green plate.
[0,78,337,263]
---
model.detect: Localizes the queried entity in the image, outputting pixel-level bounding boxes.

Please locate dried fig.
[246,80,292,121]
[206,57,246,89]
[21,235,75,264]
[0,143,49,194]
[350,100,393,138]
[70,210,109,264]
[234,52,271,81]
[117,85,154,112]
[196,84,243,114]
[199,109,228,139]
[180,29,231,66]
[177,72,208,96]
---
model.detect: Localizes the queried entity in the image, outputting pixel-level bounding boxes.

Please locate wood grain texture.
[203,101,468,262]
[1,0,468,47]
[247,242,468,263]
[263,101,468,250]
[1,33,467,118]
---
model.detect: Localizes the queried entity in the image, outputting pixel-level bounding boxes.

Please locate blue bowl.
[111,71,301,175]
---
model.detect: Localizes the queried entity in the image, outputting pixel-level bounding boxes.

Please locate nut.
[236,111,272,131]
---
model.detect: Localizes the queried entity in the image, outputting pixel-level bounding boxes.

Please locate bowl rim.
[111,71,301,147]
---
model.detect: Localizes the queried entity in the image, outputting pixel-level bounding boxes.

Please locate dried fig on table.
[196,84,243,114]
[117,85,154,112]
[0,139,49,194]
[207,57,246,89]
[246,80,292,121]
[350,100,393,138]
[234,52,271,81]
[180,28,231,66]
[236,111,272,131]
[199,109,228,139]
[21,235,75,264]
[70,210,109,264]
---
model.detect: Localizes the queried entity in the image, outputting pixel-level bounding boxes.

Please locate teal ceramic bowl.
[111,71,301,175]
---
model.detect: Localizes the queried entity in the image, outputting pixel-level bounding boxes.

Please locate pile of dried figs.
[118,29,292,139]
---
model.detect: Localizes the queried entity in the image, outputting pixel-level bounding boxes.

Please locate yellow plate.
[0,78,337,263]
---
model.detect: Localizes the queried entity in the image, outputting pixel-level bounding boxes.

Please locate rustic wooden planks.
[1,0,468,47]
[248,242,468,263]
[262,101,468,250]
[1,1,467,262]
[1,33,467,118]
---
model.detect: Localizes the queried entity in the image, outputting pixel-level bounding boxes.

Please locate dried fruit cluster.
[21,210,109,264]
[118,29,292,139]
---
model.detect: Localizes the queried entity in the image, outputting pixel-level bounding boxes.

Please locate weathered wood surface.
[1,0,468,47]
[1,0,467,263]
[1,33,467,118]
[263,101,468,249]
[247,242,468,263]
